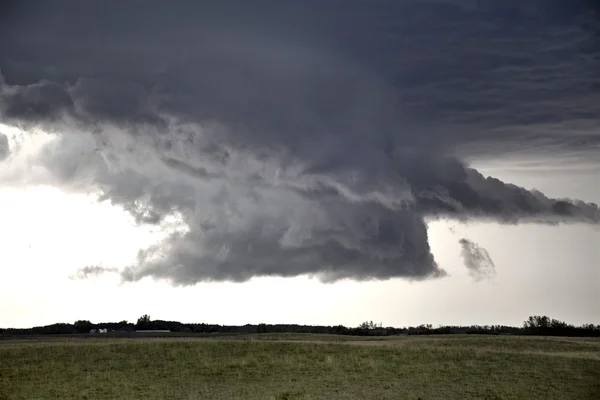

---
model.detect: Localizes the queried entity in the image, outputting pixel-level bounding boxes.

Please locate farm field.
[1,334,599,399]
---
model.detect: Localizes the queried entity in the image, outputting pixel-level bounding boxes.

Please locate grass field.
[1,334,599,399]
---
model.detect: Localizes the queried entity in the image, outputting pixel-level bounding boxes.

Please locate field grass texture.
[1,334,599,399]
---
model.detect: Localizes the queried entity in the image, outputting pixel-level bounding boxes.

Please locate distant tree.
[74,320,93,333]
[522,315,579,336]
[137,314,151,329]
[549,319,569,329]
[358,321,381,330]
[116,320,133,331]
[523,315,548,334]
[524,315,553,329]
[357,321,384,335]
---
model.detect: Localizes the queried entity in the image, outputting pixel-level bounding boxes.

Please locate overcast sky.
[0,0,598,328]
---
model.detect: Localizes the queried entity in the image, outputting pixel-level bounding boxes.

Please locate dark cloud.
[1,0,599,284]
[0,79,73,121]
[407,158,600,224]
[459,239,496,282]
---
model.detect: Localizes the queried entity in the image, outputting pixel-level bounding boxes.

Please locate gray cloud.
[1,0,598,285]
[71,265,118,280]
[0,133,8,161]
[0,79,73,121]
[403,155,600,224]
[459,239,496,282]
[122,208,445,284]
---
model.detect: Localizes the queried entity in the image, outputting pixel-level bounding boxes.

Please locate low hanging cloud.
[459,239,496,282]
[1,0,599,285]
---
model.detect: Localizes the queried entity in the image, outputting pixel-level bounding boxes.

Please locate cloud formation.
[1,0,598,284]
[71,265,118,280]
[0,133,8,161]
[459,239,496,282]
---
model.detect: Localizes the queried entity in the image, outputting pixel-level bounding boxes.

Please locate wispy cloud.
[70,265,118,280]
[459,239,496,282]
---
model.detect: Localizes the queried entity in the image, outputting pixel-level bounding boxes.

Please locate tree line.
[1,315,599,337]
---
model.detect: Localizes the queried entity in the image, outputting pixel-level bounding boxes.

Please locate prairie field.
[1,334,599,399]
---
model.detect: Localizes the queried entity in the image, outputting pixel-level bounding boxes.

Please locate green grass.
[1,335,599,399]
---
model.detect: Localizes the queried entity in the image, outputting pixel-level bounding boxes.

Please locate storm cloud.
[1,0,599,284]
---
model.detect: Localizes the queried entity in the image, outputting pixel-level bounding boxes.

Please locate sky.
[0,0,598,328]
